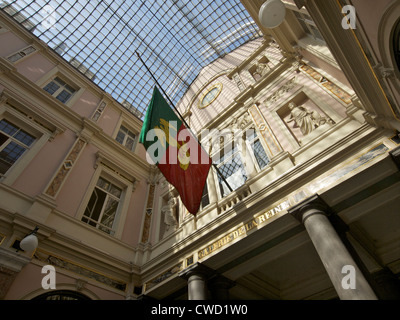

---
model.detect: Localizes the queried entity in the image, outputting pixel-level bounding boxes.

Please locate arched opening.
[393,18,400,74]
[32,290,91,300]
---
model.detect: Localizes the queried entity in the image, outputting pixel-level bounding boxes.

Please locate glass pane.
[125,136,135,151]
[54,77,66,86]
[96,177,110,191]
[84,188,106,223]
[252,139,269,169]
[100,197,119,229]
[43,81,60,95]
[116,131,125,144]
[201,182,209,208]
[56,90,72,103]
[109,184,122,198]
[0,132,8,146]
[0,119,19,136]
[218,153,247,196]
[0,141,26,164]
[14,129,35,147]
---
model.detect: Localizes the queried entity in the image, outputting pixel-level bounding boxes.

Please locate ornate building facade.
[0,0,400,300]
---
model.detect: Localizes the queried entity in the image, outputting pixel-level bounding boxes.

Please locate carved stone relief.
[286,102,335,137]
[160,192,179,240]
[280,98,335,144]
[249,56,271,81]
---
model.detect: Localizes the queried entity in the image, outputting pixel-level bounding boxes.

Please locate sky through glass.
[0,0,261,119]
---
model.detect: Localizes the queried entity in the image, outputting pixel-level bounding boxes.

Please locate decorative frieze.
[45,138,86,197]
[34,250,127,292]
[263,76,297,106]
[248,104,282,157]
[141,184,156,243]
[300,64,352,104]
[144,262,183,292]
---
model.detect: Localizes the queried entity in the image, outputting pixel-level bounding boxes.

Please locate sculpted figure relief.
[286,102,333,136]
[252,61,269,80]
[162,193,178,234]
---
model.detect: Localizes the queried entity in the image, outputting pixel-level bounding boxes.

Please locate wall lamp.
[19,226,39,252]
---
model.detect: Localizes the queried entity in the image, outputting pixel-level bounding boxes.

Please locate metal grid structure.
[1,0,262,119]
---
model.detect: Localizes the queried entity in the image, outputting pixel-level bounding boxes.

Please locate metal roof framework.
[1,0,262,119]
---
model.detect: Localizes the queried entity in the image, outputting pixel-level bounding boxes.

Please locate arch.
[20,283,101,300]
[377,0,400,115]
[377,1,400,76]
[393,18,400,73]
[32,290,91,300]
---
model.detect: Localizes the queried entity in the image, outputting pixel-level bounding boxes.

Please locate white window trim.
[77,164,133,239]
[77,150,138,239]
[0,104,50,185]
[36,66,85,108]
[212,135,248,199]
[244,126,270,172]
[113,120,139,152]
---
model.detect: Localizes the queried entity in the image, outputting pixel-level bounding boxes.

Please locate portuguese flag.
[139,87,212,215]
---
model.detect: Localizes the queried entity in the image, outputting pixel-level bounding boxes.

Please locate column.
[179,263,214,300]
[208,275,235,300]
[289,195,377,300]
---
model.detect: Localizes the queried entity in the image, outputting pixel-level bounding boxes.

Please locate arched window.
[393,19,400,73]
[32,290,91,300]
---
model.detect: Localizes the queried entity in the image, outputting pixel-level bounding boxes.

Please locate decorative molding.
[300,64,352,105]
[45,138,86,197]
[141,184,156,243]
[144,261,183,292]
[248,104,282,157]
[94,150,140,185]
[34,250,127,292]
[263,76,297,106]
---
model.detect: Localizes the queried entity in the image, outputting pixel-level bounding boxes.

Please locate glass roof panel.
[1,0,261,119]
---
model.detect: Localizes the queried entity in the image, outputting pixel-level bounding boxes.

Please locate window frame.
[292,10,325,42]
[77,158,135,239]
[6,45,37,63]
[212,135,248,198]
[82,175,124,236]
[115,124,137,152]
[0,118,36,177]
[42,76,78,104]
[244,127,270,172]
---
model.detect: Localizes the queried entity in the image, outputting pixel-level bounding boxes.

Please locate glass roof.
[1,0,262,119]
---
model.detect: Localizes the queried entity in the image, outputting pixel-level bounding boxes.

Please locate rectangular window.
[43,77,76,103]
[0,119,36,176]
[7,45,37,63]
[82,177,122,235]
[200,182,210,209]
[293,11,324,42]
[246,129,269,170]
[116,125,136,151]
[214,142,247,197]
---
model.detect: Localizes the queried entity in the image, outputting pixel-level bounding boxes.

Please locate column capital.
[178,262,215,281]
[288,194,331,224]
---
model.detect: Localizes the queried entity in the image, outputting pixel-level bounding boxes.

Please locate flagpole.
[135,50,233,193]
